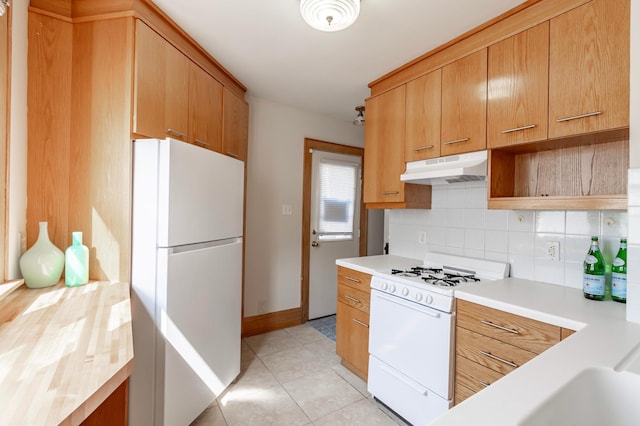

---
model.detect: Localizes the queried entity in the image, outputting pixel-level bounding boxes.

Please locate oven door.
[368,289,454,399]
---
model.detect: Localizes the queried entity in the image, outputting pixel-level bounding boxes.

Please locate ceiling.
[151,0,527,123]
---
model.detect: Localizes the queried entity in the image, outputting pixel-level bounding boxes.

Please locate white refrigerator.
[129,138,244,426]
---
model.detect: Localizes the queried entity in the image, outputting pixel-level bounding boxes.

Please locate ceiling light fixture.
[300,0,360,32]
[353,105,365,126]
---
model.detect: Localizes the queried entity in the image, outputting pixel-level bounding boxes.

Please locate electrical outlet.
[546,241,560,261]
[418,231,427,245]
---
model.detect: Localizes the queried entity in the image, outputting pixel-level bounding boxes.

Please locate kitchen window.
[316,159,359,241]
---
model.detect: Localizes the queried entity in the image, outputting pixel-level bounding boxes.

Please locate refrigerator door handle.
[167,237,242,254]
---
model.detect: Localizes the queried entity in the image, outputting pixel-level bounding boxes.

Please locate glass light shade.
[300,0,360,32]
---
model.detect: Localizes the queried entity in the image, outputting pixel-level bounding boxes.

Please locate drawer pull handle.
[345,295,361,304]
[556,111,602,122]
[345,276,361,283]
[480,350,518,368]
[480,320,519,334]
[194,139,211,147]
[501,124,536,134]
[167,128,188,138]
[412,145,434,151]
[443,137,469,145]
[479,381,490,388]
[226,152,239,158]
[352,318,369,328]
[382,191,400,195]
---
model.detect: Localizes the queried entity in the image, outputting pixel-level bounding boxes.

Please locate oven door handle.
[377,361,429,396]
[374,291,442,318]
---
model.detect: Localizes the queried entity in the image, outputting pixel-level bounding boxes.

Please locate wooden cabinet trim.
[29,0,247,97]
[369,0,591,95]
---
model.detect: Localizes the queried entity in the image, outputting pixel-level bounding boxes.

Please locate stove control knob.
[415,293,423,302]
[425,295,434,305]
[402,287,410,297]
[389,284,396,293]
[381,282,388,291]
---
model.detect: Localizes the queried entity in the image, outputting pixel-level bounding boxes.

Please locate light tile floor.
[191,324,406,425]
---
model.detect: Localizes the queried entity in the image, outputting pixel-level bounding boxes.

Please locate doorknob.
[311,241,319,247]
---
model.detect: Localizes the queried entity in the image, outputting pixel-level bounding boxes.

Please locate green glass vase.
[19,222,64,288]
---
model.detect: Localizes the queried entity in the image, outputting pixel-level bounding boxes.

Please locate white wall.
[7,0,27,279]
[389,183,627,289]
[244,96,364,317]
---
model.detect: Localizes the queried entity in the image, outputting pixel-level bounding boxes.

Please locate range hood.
[400,150,488,185]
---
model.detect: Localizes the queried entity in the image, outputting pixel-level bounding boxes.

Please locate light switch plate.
[282,204,293,215]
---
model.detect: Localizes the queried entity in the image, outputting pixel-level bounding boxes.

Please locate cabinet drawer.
[456,327,537,375]
[336,302,370,379]
[338,283,370,314]
[456,299,561,354]
[454,380,476,406]
[338,266,372,294]
[455,354,503,394]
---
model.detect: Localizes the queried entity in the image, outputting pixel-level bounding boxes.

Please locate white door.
[309,150,362,319]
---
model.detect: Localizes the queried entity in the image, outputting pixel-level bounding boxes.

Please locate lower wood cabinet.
[454,299,563,405]
[336,266,372,381]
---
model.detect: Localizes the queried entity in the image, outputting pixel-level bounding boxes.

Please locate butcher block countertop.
[0,280,134,425]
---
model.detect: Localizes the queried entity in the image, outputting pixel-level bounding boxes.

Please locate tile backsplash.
[388,181,628,290]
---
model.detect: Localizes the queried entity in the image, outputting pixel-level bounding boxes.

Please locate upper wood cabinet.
[487,22,549,148]
[189,62,223,151]
[134,21,189,141]
[405,69,441,161]
[441,49,487,156]
[364,87,432,209]
[364,86,405,204]
[548,0,629,138]
[222,87,249,162]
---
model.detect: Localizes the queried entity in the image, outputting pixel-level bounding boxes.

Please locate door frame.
[301,138,366,322]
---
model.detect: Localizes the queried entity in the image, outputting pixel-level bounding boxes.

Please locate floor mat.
[307,314,336,341]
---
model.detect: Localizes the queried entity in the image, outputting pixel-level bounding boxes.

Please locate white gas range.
[368,252,509,426]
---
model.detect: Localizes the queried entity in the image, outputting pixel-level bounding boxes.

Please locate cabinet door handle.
[556,111,602,122]
[194,139,211,147]
[345,276,361,283]
[479,350,518,368]
[480,320,519,334]
[442,137,469,145]
[412,145,434,151]
[226,152,239,158]
[352,318,369,328]
[382,191,400,195]
[479,381,490,388]
[500,124,536,134]
[344,295,361,304]
[167,128,188,138]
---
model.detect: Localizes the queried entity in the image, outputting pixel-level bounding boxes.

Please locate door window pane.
[317,160,359,241]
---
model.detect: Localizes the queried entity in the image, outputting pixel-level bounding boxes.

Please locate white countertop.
[439,279,640,425]
[337,256,640,425]
[336,254,421,275]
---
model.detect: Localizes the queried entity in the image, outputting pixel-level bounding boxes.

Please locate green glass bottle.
[583,236,605,300]
[611,238,627,303]
[65,231,89,287]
